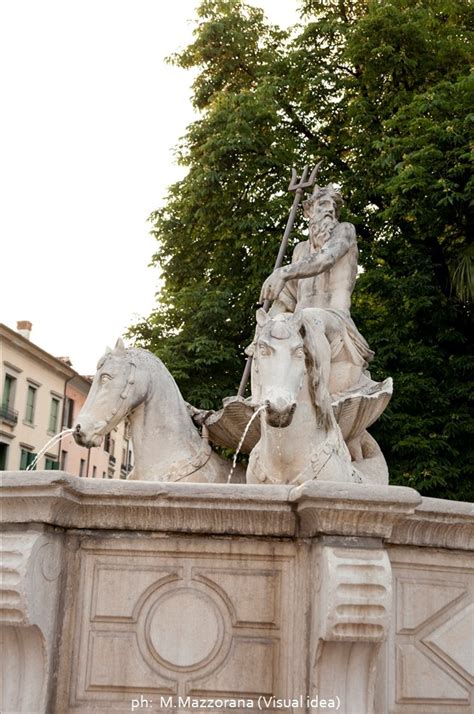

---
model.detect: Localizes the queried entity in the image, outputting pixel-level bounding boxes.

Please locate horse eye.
[294,347,305,358]
[258,344,271,356]
[100,374,112,384]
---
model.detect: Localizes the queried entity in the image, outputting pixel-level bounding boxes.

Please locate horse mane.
[97,346,166,370]
[300,314,334,431]
[125,347,166,369]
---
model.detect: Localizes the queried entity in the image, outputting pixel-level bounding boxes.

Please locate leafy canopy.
[129,0,473,500]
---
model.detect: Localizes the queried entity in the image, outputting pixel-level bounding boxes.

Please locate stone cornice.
[0,472,296,537]
[389,496,474,551]
[289,481,421,539]
[1,472,472,550]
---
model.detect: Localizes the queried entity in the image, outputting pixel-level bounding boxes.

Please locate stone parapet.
[290,481,421,540]
[1,471,422,540]
[2,472,473,550]
[1,472,472,714]
[390,496,474,551]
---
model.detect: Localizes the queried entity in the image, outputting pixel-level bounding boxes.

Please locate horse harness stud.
[108,360,136,420]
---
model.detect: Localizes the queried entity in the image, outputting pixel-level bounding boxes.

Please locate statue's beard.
[309,211,337,251]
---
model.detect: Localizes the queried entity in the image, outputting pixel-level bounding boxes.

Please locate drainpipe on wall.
[57,373,74,470]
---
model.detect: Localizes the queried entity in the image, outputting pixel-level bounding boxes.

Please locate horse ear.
[114,337,126,352]
[105,346,112,355]
[256,308,269,328]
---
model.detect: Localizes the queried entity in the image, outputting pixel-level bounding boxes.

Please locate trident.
[237,161,322,397]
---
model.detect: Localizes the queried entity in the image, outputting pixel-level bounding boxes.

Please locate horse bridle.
[98,356,213,481]
[104,359,137,423]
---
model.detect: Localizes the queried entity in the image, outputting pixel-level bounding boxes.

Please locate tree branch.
[278,98,317,141]
[237,60,318,142]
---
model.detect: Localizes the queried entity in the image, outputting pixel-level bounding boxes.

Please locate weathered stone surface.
[311,542,392,714]
[390,496,474,551]
[1,472,473,714]
[55,534,307,712]
[0,527,64,713]
[0,472,296,536]
[1,472,421,540]
[291,480,422,539]
[376,546,474,713]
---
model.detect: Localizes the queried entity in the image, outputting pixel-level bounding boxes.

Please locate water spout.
[227,404,266,483]
[26,428,74,471]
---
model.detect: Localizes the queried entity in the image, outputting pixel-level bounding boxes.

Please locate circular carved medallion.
[146,588,223,670]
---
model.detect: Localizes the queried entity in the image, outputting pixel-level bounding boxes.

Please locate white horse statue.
[73,339,242,483]
[247,309,364,485]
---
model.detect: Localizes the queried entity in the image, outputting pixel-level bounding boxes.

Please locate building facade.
[0,322,132,478]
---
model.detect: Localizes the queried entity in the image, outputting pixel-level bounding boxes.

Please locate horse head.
[251,308,335,431]
[251,309,306,428]
[74,338,146,448]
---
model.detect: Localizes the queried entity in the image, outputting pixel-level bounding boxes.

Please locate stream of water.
[26,428,75,471]
[227,404,266,483]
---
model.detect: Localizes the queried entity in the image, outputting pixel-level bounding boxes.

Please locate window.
[45,457,59,470]
[25,385,36,424]
[63,397,74,429]
[1,375,18,425]
[92,465,97,478]
[104,434,110,452]
[0,443,8,470]
[49,397,60,433]
[20,448,36,470]
[102,471,106,479]
[79,458,86,477]
[60,450,68,471]
[2,374,16,410]
[108,437,116,465]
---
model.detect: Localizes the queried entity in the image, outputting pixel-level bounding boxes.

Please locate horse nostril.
[290,403,296,414]
[75,423,81,433]
[264,399,271,408]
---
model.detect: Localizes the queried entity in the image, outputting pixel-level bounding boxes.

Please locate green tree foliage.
[129,0,473,500]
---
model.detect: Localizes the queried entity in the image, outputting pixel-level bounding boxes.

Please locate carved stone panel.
[58,535,307,712]
[0,530,65,714]
[311,543,392,714]
[383,547,473,713]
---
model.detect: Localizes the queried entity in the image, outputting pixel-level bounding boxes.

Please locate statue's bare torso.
[259,215,373,394]
[278,222,358,314]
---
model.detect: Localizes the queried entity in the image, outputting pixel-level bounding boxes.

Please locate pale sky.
[1,1,299,374]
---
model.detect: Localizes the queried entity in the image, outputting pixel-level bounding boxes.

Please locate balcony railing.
[0,405,18,425]
[109,455,116,465]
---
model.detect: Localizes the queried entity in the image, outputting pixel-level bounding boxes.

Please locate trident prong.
[288,159,323,192]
